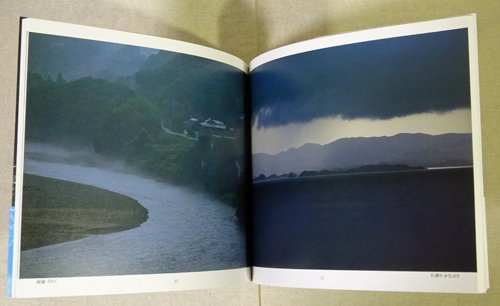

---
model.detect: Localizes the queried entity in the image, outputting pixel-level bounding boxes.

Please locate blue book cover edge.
[7,206,15,297]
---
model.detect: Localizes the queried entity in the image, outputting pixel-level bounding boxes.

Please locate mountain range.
[252,133,472,177]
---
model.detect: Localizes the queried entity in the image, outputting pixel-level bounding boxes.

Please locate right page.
[250,14,488,293]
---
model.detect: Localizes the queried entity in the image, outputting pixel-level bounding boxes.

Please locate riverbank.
[21,159,246,277]
[21,174,148,250]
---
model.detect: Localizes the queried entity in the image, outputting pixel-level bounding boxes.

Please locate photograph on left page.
[14,24,249,281]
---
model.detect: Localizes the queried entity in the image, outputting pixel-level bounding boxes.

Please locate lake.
[253,168,476,272]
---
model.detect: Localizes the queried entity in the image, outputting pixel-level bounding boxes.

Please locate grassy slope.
[21,174,148,251]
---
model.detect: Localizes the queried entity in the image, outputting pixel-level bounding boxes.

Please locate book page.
[9,18,250,298]
[250,15,487,293]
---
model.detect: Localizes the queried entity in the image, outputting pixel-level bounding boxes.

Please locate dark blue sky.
[251,28,470,128]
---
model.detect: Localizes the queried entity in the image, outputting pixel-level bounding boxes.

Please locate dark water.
[253,168,476,272]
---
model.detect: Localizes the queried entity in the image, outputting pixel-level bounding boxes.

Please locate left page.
[9,18,250,298]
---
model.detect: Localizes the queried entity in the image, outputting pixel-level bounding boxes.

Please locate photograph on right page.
[251,26,478,273]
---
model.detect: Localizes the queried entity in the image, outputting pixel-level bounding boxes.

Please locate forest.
[25,41,249,210]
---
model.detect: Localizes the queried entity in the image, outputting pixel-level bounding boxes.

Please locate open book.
[8,15,488,297]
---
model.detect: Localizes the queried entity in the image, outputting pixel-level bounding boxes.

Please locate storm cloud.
[251,28,470,128]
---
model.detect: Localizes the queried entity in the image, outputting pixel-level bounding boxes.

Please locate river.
[20,156,247,278]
